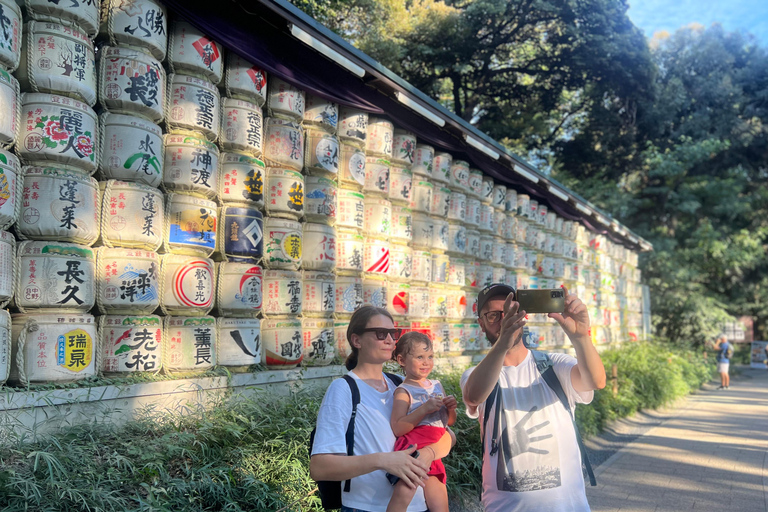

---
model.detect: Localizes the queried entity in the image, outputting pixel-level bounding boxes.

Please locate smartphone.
[517,289,565,314]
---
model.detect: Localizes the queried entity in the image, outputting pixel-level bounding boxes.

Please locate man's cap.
[476,283,516,317]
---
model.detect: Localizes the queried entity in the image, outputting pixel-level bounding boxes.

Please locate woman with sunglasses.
[310,305,454,512]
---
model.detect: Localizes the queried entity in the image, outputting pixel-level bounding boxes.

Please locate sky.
[627,0,768,46]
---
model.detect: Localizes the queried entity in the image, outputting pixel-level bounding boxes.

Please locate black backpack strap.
[481,382,500,456]
[341,375,361,493]
[384,372,403,387]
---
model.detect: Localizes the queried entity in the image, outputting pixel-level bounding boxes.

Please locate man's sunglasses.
[359,328,402,341]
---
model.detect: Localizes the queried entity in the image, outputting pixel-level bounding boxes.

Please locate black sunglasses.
[359,328,402,341]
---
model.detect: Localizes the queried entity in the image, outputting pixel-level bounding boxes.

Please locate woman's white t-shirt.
[311,371,427,512]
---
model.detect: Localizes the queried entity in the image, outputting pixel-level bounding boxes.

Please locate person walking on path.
[713,334,732,389]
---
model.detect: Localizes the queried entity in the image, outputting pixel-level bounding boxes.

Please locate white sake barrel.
[479,235,493,262]
[447,321,465,351]
[515,217,527,244]
[464,197,480,228]
[431,322,449,353]
[447,290,466,321]
[100,180,163,250]
[468,169,483,199]
[432,217,449,252]
[304,175,337,225]
[261,269,302,316]
[525,224,539,248]
[481,176,493,204]
[412,250,432,282]
[164,193,217,256]
[465,289,479,318]
[478,204,493,233]
[100,315,162,373]
[20,93,98,174]
[304,95,338,133]
[364,156,389,196]
[0,150,21,230]
[389,242,412,281]
[503,213,516,240]
[386,281,409,316]
[545,233,557,255]
[554,215,564,235]
[0,70,20,149]
[447,257,465,286]
[263,217,302,270]
[363,197,391,238]
[337,189,364,231]
[0,310,9,384]
[216,262,262,317]
[411,213,433,249]
[216,317,261,367]
[492,265,506,284]
[218,152,265,208]
[447,222,467,256]
[0,231,13,306]
[224,53,267,106]
[335,273,363,314]
[302,317,334,366]
[491,237,505,264]
[412,180,433,214]
[409,285,429,318]
[334,318,351,359]
[390,205,412,243]
[365,116,393,157]
[302,270,335,316]
[464,321,481,349]
[505,188,517,213]
[432,152,451,184]
[262,317,302,368]
[10,313,96,385]
[492,184,506,210]
[267,77,305,122]
[219,97,263,156]
[412,144,433,178]
[167,22,223,84]
[391,129,415,166]
[303,222,336,271]
[99,0,167,60]
[364,238,390,275]
[0,0,21,72]
[517,193,530,217]
[504,242,517,269]
[336,229,363,272]
[17,167,99,244]
[163,316,216,371]
[466,230,480,257]
[265,167,303,220]
[388,165,412,205]
[537,203,549,226]
[27,0,99,35]
[95,247,159,314]
[339,142,366,190]
[98,46,165,123]
[450,160,469,190]
[17,22,97,105]
[216,206,263,262]
[362,275,387,309]
[431,185,450,219]
[304,129,339,177]
[477,264,493,289]
[465,259,478,288]
[263,117,303,171]
[448,191,466,223]
[431,253,449,283]
[159,254,214,315]
[492,209,506,238]
[99,113,163,187]
[527,198,538,221]
[338,107,367,148]
[536,229,547,252]
[166,74,220,141]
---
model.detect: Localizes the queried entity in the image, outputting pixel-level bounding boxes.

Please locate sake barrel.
[477,264,493,289]
[465,290,479,318]
[0,230,13,306]
[99,112,163,187]
[99,0,168,61]
[262,269,302,316]
[481,176,493,204]
[265,168,303,220]
[479,235,493,261]
[302,270,335,316]
[335,273,363,314]
[163,316,216,371]
[339,143,366,190]
[467,169,483,199]
[303,222,336,271]
[100,180,162,250]
[448,260,467,290]
[267,77,305,122]
[263,217,302,270]
[338,107,367,148]
[464,259,478,288]
[450,160,469,190]
[492,265,506,284]
[503,212,516,240]
[0,0,21,72]
[10,313,96,385]
[517,193,530,218]
[224,53,267,106]
[0,150,21,230]
[527,198,538,221]
[465,230,480,257]
[432,152,451,184]
[432,217,449,252]
[388,165,412,205]
[515,217,527,244]
[365,116,393,158]
[96,247,159,314]
[302,317,334,366]
[216,206,263,262]
[218,152,264,208]
[337,189,364,231]
[219,97,263,156]
[431,253,449,283]
[505,188,517,213]
[0,309,9,384]
[504,242,517,269]
[447,222,467,255]
[431,322,450,353]
[364,156,389,196]
[389,242,412,281]
[464,197,480,228]
[537,203,548,226]
[304,95,338,133]
[363,238,389,275]
[464,321,481,350]
[409,285,430,318]
[263,117,303,171]
[20,93,98,174]
[386,281,409,316]
[362,275,387,309]
[390,205,412,243]
[17,167,99,244]
[336,228,363,272]
[363,197,391,238]
[159,254,214,316]
[493,209,507,238]
[491,236,505,264]
[167,22,223,84]
[412,144,433,178]
[216,317,260,367]
[411,213,433,249]
[166,74,220,141]
[17,22,97,105]
[334,318,351,359]
[304,129,339,177]
[411,250,432,282]
[412,180,432,214]
[164,193,217,256]
[431,185,450,219]
[492,184,506,210]
[262,317,302,368]
[448,191,466,223]
[478,204,493,233]
[215,262,262,317]
[100,315,162,373]
[550,213,561,233]
[98,46,165,123]
[304,175,337,225]
[391,129,415,166]
[0,70,20,149]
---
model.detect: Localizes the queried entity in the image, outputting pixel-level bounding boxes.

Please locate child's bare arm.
[442,394,458,426]
[390,388,443,437]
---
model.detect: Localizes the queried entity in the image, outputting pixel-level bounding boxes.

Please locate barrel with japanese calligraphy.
[364,157,389,196]
[334,272,363,314]
[98,113,163,187]
[447,320,466,352]
[515,217,527,244]
[491,236,506,265]
[408,285,429,319]
[463,170,480,199]
[217,317,261,367]
[447,222,466,256]
[336,189,364,232]
[95,247,159,314]
[9,313,97,385]
[525,223,539,249]
[264,167,303,220]
[492,209,507,239]
[302,222,336,271]
[477,264,493,289]
[304,175,336,225]
[411,144,433,178]
[0,0,21,72]
[386,281,409,316]
[430,185,449,219]
[464,197,480,229]
[262,117,304,171]
[302,270,335,316]
[27,0,100,36]
[492,265,506,285]
[262,217,302,270]
[516,193,529,218]
[218,152,264,208]
[430,152,450,185]
[334,317,351,359]
[302,317,334,366]
[0,150,21,230]
[162,315,216,371]
[464,288,479,318]
[478,204,493,233]
[447,257,465,287]
[536,203,548,226]
[99,315,162,374]
[304,95,338,133]
[492,184,506,211]
[304,129,339,177]
[362,274,387,309]
[504,242,517,269]
[388,165,412,206]
[215,262,262,317]
[430,322,449,354]
[19,93,98,174]
[98,46,165,123]
[99,180,163,250]
[503,212,516,240]
[0,230,13,307]
[0,70,20,150]
[335,228,363,272]
[466,230,480,258]
[262,316,302,368]
[390,205,412,244]
[260,269,302,316]
[464,321,481,350]
[224,53,267,107]
[448,191,466,223]
[481,176,493,205]
[431,253,449,284]
[339,143,366,190]
[99,0,167,60]
[527,198,538,222]
[363,238,389,276]
[464,259,478,288]
[411,250,432,283]
[163,193,217,257]
[505,188,517,213]
[411,180,432,214]
[363,197,391,239]
[218,97,263,157]
[0,309,9,384]
[159,254,214,315]
[338,107,367,148]
[478,235,493,262]
[166,74,220,141]
[431,217,449,252]
[410,213,432,249]
[391,129,415,167]
[216,206,263,262]
[365,117,393,158]
[448,160,469,191]
[163,133,221,199]
[389,242,412,281]
[545,211,557,232]
[267,77,305,122]
[167,21,223,84]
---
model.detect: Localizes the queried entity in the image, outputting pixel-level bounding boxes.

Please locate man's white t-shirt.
[311,371,427,512]
[460,351,593,512]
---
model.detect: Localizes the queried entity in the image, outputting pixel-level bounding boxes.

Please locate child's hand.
[442,395,458,411]
[422,396,444,414]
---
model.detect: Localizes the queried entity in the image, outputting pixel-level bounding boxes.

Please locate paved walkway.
[586,367,768,512]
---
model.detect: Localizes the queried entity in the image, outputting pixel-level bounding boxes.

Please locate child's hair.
[393,331,433,364]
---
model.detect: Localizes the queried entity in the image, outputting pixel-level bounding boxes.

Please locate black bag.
[309,372,403,510]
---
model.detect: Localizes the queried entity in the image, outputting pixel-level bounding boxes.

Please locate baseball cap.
[476,283,516,317]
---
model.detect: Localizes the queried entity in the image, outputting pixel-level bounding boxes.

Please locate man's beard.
[486,330,498,345]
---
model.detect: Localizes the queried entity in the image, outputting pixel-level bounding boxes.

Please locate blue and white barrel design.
[304,95,338,133]
[334,273,363,314]
[216,262,262,317]
[100,315,162,373]
[264,118,304,171]
[217,206,263,262]
[217,317,261,367]
[163,316,217,371]
[218,152,265,208]
[304,175,337,225]
[100,0,168,61]
[363,275,387,309]
[0,70,20,149]
[167,22,223,84]
[164,193,217,257]
[98,46,166,123]
[96,247,159,315]
[99,113,163,187]
[0,150,21,230]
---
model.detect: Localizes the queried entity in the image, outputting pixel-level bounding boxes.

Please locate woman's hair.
[345,305,394,370]
[393,331,432,365]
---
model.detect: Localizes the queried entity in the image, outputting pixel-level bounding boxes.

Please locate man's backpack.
[309,372,403,510]
[480,350,596,486]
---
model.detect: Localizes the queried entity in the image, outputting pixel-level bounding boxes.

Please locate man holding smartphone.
[461,283,606,512]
